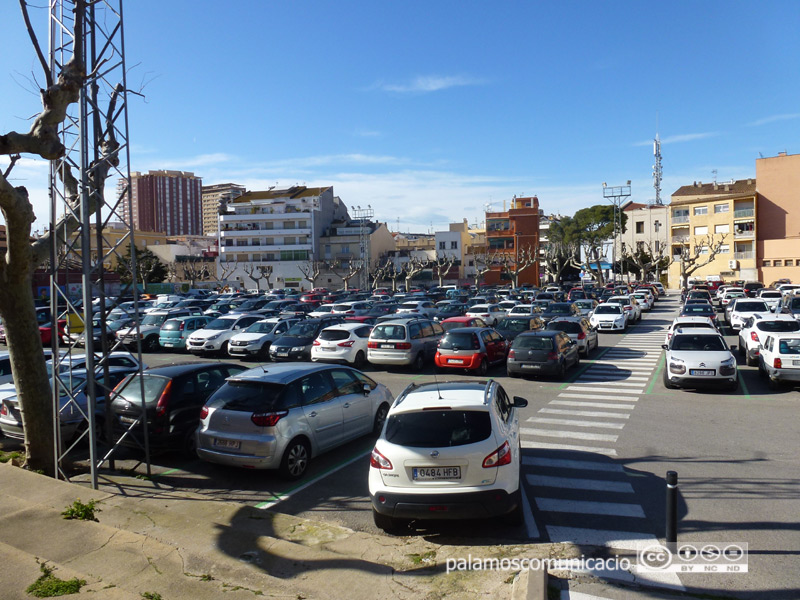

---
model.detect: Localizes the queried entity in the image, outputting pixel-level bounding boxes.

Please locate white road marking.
[528,417,626,429]
[522,456,625,472]
[535,498,645,517]
[527,474,634,493]
[522,440,617,455]
[521,428,619,442]
[539,408,630,419]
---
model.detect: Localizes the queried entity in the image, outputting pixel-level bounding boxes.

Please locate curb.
[512,567,548,600]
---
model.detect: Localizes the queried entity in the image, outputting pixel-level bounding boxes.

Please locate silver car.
[196,363,394,479]
[367,317,444,370]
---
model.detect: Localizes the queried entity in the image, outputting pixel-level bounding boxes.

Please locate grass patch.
[141,593,163,600]
[0,450,22,464]
[26,564,86,597]
[407,550,437,565]
[61,499,100,521]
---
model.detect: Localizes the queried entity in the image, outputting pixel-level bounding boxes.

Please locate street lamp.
[603,181,631,283]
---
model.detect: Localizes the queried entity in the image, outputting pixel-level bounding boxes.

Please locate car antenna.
[432,361,443,400]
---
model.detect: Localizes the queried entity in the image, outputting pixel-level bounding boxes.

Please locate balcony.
[220,243,312,253]
[220,227,311,237]
[671,215,690,224]
[733,208,755,219]
[734,230,755,240]
[671,234,689,243]
[486,228,515,237]
[220,210,311,222]
[734,251,755,260]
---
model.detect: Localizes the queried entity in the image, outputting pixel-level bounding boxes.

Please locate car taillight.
[483,441,512,468]
[395,342,412,350]
[472,334,480,349]
[750,332,759,343]
[312,340,321,346]
[345,310,355,315]
[0,403,6,416]
[774,358,782,369]
[508,349,516,359]
[623,306,632,311]
[251,410,289,427]
[547,351,558,360]
[368,341,379,348]
[338,340,355,347]
[199,406,209,420]
[370,447,393,469]
[179,321,185,331]
[155,380,173,418]
[577,331,586,340]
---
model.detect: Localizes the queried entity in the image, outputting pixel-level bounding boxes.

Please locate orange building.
[756,152,800,283]
[483,196,540,286]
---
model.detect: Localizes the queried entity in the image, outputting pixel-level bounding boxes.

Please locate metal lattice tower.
[653,133,663,205]
[49,0,146,487]
[352,205,374,290]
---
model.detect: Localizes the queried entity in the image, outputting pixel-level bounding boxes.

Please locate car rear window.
[161,321,181,330]
[778,339,800,355]
[757,321,800,333]
[595,305,622,314]
[384,410,492,447]
[548,304,572,313]
[211,380,292,411]
[114,374,168,405]
[371,324,407,340]
[318,329,350,341]
[547,321,582,334]
[514,336,555,350]
[736,302,769,312]
[439,332,477,349]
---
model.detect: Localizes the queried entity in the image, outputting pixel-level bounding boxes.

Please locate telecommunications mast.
[653,133,663,205]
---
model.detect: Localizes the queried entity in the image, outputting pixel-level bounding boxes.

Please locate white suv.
[738,314,800,366]
[369,380,528,533]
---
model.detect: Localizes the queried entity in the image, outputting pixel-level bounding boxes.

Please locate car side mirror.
[362,383,371,395]
[730,345,737,351]
[661,344,669,350]
[512,396,528,408]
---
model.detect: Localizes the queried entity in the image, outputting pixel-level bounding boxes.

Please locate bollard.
[666,470,678,553]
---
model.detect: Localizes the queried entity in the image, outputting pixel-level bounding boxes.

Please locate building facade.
[201,183,245,236]
[756,152,800,284]
[668,180,757,287]
[483,195,540,286]
[618,202,669,281]
[122,170,203,236]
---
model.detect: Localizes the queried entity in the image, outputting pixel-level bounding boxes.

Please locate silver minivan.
[196,363,394,479]
[367,317,444,371]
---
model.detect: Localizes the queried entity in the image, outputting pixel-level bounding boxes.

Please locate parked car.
[465,304,507,326]
[573,299,599,317]
[186,314,263,356]
[434,327,509,375]
[331,301,374,317]
[779,294,800,320]
[110,362,247,456]
[196,363,394,478]
[728,299,772,331]
[117,308,204,352]
[369,379,526,532]
[311,322,373,368]
[743,281,765,298]
[738,314,800,366]
[589,303,627,332]
[756,289,783,312]
[432,302,468,322]
[631,292,654,312]
[158,315,215,351]
[604,296,641,323]
[662,330,738,391]
[495,315,545,341]
[680,303,718,324]
[308,304,336,318]
[757,332,800,389]
[439,316,489,332]
[67,316,136,348]
[367,317,444,371]
[506,330,580,379]
[546,317,598,357]
[227,317,302,360]
[395,300,437,319]
[268,316,344,362]
[664,316,718,345]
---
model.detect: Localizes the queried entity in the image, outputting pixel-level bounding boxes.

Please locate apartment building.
[618,202,669,280]
[217,185,348,289]
[668,179,757,287]
[756,151,800,283]
[201,183,245,236]
[122,170,203,236]
[433,220,475,281]
[483,195,540,286]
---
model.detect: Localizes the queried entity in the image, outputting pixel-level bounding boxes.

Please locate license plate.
[277,352,289,357]
[119,416,137,424]
[412,466,461,481]
[163,342,175,347]
[690,369,715,376]
[521,364,540,369]
[380,343,394,349]
[793,360,800,367]
[213,438,241,449]
[321,347,335,351]
[448,358,464,364]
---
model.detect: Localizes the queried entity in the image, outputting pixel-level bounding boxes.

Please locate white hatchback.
[369,380,527,532]
[311,322,373,368]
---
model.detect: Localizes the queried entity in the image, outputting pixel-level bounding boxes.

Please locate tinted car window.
[779,339,800,354]
[299,371,336,405]
[514,336,555,350]
[735,302,769,312]
[672,335,725,351]
[372,324,406,340]
[384,410,492,447]
[115,374,168,405]
[330,369,362,395]
[211,380,291,411]
[757,321,800,333]
[440,332,477,349]
[319,329,350,341]
[547,321,582,334]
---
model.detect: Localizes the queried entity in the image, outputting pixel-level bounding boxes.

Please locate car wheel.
[280,438,310,480]
[477,358,488,376]
[508,369,520,378]
[412,353,424,372]
[768,376,781,391]
[259,342,271,360]
[738,340,745,357]
[556,362,567,381]
[353,350,366,369]
[219,341,229,356]
[663,370,676,389]
[181,429,198,459]
[372,509,406,534]
[501,489,524,526]
[726,379,740,393]
[746,352,757,367]
[145,335,159,353]
[373,403,389,436]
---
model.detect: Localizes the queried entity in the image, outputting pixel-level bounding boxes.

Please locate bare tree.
[620,240,670,282]
[492,245,538,288]
[218,258,238,282]
[331,259,363,291]
[431,254,457,287]
[298,259,328,289]
[0,1,123,472]
[166,261,179,283]
[384,259,405,292]
[369,259,391,290]
[179,257,212,288]
[672,234,729,288]
[472,251,493,288]
[242,262,269,290]
[402,256,430,290]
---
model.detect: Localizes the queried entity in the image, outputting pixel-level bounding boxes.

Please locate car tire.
[663,370,677,389]
[767,376,781,391]
[508,369,520,378]
[353,350,366,369]
[726,379,740,393]
[145,335,159,353]
[557,362,567,381]
[280,438,310,480]
[373,403,389,436]
[477,358,488,377]
[181,429,198,459]
[501,489,524,526]
[412,353,424,372]
[219,341,229,357]
[373,509,406,534]
[259,342,271,360]
[746,352,757,367]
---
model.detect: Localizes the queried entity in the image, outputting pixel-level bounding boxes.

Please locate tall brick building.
[121,170,203,235]
[483,195,540,285]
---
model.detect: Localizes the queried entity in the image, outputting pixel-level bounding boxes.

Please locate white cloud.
[374,75,486,94]
[633,132,719,147]
[353,129,381,138]
[159,153,236,169]
[747,113,800,127]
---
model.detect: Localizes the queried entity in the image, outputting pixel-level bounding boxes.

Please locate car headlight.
[207,333,221,341]
[721,357,736,367]
[669,357,686,374]
[292,346,306,352]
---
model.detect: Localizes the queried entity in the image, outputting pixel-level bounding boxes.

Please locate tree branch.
[18,0,53,89]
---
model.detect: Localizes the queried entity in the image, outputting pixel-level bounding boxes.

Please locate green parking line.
[559,345,611,389]
[152,468,181,478]
[737,370,751,399]
[647,354,666,394]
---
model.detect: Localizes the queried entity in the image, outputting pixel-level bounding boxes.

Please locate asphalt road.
[3,294,799,599]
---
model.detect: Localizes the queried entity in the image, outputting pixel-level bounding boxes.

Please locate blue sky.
[2,1,799,234]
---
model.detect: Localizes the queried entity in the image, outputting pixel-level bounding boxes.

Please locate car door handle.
[308,411,317,417]
[343,402,350,408]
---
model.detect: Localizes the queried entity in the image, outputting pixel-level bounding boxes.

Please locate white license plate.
[380,343,394,349]
[521,364,541,369]
[793,360,800,367]
[321,347,335,351]
[119,416,137,424]
[213,438,241,449]
[277,352,289,357]
[448,358,464,364]
[412,466,461,481]
[690,369,715,376]
[163,342,175,347]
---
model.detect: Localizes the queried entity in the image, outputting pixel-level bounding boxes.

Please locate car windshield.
[439,332,477,349]
[160,320,183,331]
[683,305,713,314]
[470,305,489,312]
[673,322,713,330]
[778,339,800,355]
[499,318,535,332]
[439,305,463,313]
[595,305,622,314]
[760,292,781,298]
[247,321,278,333]
[672,335,726,351]
[372,324,407,340]
[141,314,169,326]
[514,336,555,350]
[264,301,286,310]
[735,302,769,312]
[546,304,573,314]
[206,318,235,330]
[384,410,492,447]
[758,321,800,333]
[211,380,287,411]
[286,321,322,337]
[114,373,168,405]
[547,321,582,334]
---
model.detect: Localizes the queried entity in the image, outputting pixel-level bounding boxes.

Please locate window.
[719,244,730,254]
[635,221,644,234]
[763,260,772,267]
[341,245,350,254]
[694,226,708,235]
[694,206,708,215]
[672,209,689,218]
[439,241,446,250]
[786,259,794,266]
[714,204,730,213]
[774,260,783,267]
[451,241,458,249]
[698,245,709,254]
[715,224,730,234]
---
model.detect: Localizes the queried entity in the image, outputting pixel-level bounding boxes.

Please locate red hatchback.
[434,327,510,375]
[440,316,488,332]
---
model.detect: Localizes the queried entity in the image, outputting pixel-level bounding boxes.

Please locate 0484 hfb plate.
[412,466,461,481]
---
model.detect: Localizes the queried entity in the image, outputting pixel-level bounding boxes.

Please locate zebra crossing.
[520,301,685,591]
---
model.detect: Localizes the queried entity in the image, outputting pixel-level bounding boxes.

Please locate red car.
[434,326,510,375]
[440,316,489,332]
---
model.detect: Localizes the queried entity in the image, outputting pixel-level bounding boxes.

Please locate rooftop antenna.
[653,131,663,205]
[712,169,718,184]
